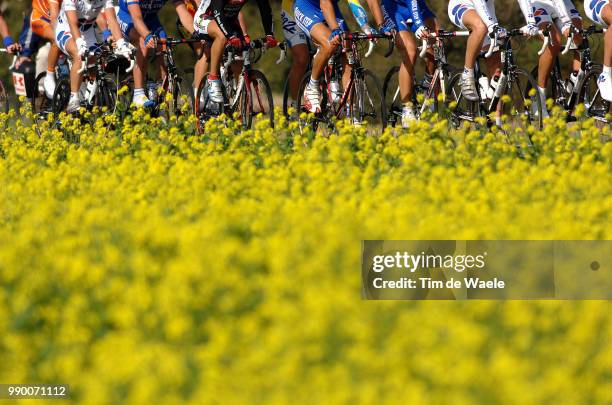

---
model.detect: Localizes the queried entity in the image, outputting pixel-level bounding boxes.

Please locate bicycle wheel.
[0,80,10,113]
[32,72,52,114]
[504,68,542,131]
[282,76,290,119]
[92,76,117,115]
[247,69,274,128]
[577,66,611,127]
[296,72,329,132]
[349,69,386,128]
[170,68,193,117]
[446,70,484,128]
[52,77,70,115]
[194,73,225,133]
[382,66,401,127]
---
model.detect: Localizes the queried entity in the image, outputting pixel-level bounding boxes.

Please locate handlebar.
[561,27,576,55]
[485,31,498,58]
[416,30,470,58]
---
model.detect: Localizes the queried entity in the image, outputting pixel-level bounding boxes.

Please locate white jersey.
[60,0,115,24]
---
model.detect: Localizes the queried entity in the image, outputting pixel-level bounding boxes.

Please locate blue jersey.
[119,0,178,17]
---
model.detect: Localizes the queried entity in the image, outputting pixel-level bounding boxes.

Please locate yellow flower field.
[0,108,611,404]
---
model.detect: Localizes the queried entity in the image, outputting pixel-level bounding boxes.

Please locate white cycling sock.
[69,92,79,102]
[46,70,54,79]
[603,65,612,78]
[463,67,474,76]
[308,78,319,88]
[133,88,145,99]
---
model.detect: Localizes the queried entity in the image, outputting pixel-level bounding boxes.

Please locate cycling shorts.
[193,13,241,36]
[381,0,436,32]
[281,0,307,46]
[117,8,166,37]
[448,0,496,49]
[584,0,610,26]
[55,13,99,55]
[532,0,581,25]
[30,8,52,37]
[294,0,348,37]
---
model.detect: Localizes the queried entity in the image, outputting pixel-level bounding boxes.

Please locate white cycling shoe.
[207,79,224,103]
[67,97,81,114]
[43,74,56,99]
[461,73,479,102]
[597,73,612,102]
[304,85,321,113]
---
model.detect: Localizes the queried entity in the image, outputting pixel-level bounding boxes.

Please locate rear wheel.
[505,68,542,132]
[577,66,611,127]
[446,70,483,128]
[296,72,328,133]
[247,69,274,128]
[0,80,10,113]
[52,77,70,115]
[170,68,193,118]
[194,73,225,133]
[32,72,52,114]
[92,76,117,116]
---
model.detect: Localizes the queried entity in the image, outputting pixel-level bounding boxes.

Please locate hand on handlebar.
[415,26,430,40]
[144,32,157,49]
[264,35,279,48]
[520,23,540,37]
[328,28,343,45]
[378,20,396,37]
[227,35,242,49]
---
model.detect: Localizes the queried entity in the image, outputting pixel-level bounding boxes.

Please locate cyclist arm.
[362,0,384,27]
[64,0,83,41]
[0,12,14,48]
[102,4,125,43]
[254,0,274,35]
[320,0,341,30]
[174,1,195,34]
[127,1,154,39]
[238,10,248,36]
[517,0,537,26]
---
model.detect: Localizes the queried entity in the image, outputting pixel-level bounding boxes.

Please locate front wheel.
[247,69,274,129]
[577,66,611,127]
[382,66,400,127]
[194,73,225,133]
[350,69,386,128]
[51,77,70,115]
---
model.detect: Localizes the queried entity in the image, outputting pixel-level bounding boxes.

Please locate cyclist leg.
[531,2,560,115]
[585,0,612,100]
[448,0,490,100]
[294,0,346,112]
[193,14,230,103]
[31,11,60,99]
[418,0,438,77]
[382,0,418,125]
[281,8,309,109]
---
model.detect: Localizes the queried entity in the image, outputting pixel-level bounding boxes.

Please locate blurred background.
[0,0,607,96]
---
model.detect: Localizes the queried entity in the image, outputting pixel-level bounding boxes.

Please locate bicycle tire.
[171,68,193,117]
[577,66,610,127]
[506,68,542,132]
[0,80,10,113]
[446,70,484,128]
[350,69,386,128]
[194,73,225,133]
[31,72,52,114]
[247,69,274,129]
[51,77,70,115]
[296,71,327,132]
[382,66,400,127]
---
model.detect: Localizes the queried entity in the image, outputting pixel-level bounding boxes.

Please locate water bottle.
[488,73,501,99]
[478,76,490,99]
[330,79,342,103]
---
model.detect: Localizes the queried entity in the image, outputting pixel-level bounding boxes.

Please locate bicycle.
[575,27,609,126]
[148,36,202,120]
[296,32,394,131]
[383,29,465,126]
[447,29,546,134]
[194,37,282,131]
[52,43,135,117]
[31,53,70,115]
[528,25,606,122]
[0,48,17,113]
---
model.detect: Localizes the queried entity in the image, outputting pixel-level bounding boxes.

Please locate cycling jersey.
[584,0,609,26]
[55,0,113,54]
[449,0,536,30]
[117,0,181,37]
[20,8,44,57]
[31,0,61,37]
[194,0,274,37]
[381,0,436,32]
[281,0,308,46]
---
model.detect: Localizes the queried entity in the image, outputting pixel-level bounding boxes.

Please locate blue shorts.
[117,9,166,38]
[294,0,348,37]
[381,0,436,32]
